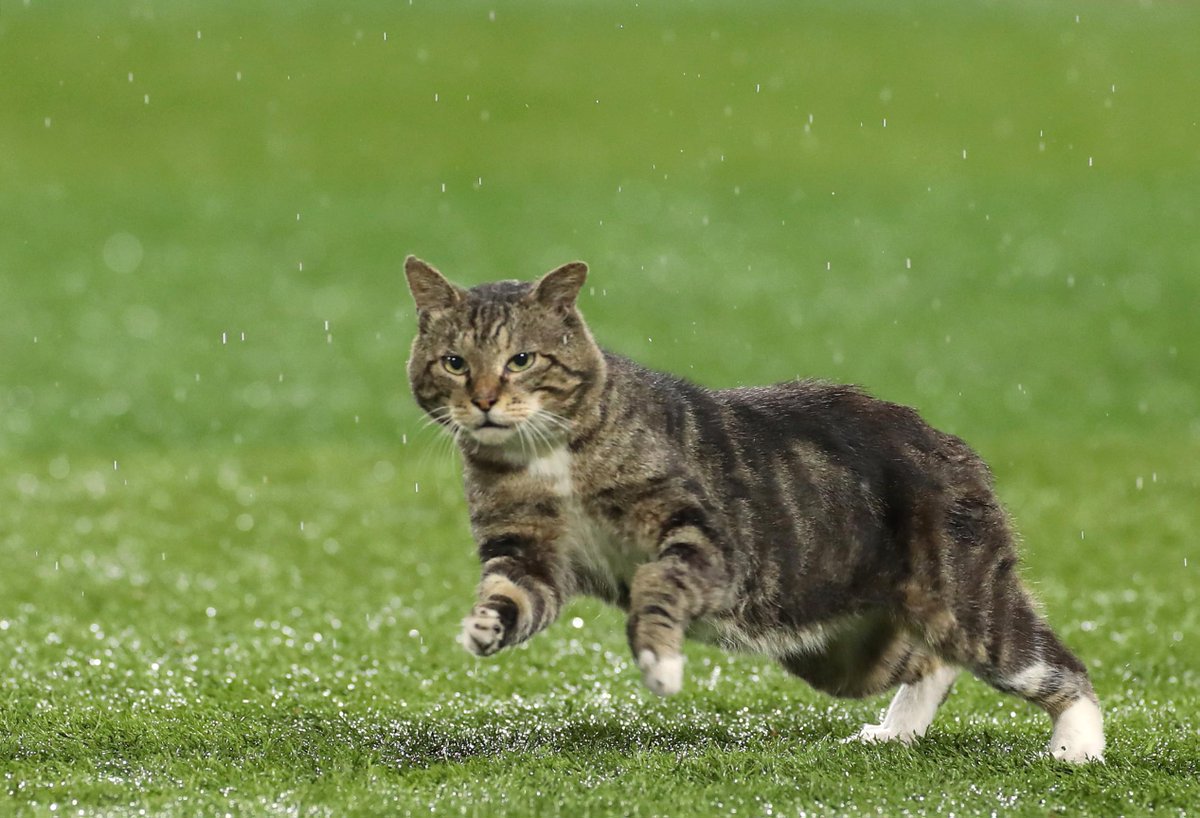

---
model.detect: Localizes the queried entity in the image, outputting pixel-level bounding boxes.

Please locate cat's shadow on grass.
[353,710,1191,777]
[349,712,1075,772]
[355,714,837,768]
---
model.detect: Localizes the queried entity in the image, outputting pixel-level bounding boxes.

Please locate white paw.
[637,649,684,696]
[1049,698,1106,764]
[458,606,505,656]
[845,724,919,746]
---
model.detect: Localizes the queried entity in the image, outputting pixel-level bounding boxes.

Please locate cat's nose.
[472,395,498,412]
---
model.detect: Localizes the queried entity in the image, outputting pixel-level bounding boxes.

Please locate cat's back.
[719,378,949,457]
[609,353,967,465]
[601,354,991,516]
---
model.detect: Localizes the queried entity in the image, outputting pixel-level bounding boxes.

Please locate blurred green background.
[1,1,1198,815]
[4,0,1197,453]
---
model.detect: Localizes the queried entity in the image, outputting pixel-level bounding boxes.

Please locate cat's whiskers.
[410,408,465,471]
[514,419,532,460]
[446,423,468,459]
[417,407,458,440]
[535,409,573,432]
[520,411,567,454]
[523,416,557,455]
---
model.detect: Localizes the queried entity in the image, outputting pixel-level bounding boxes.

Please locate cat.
[403,255,1105,764]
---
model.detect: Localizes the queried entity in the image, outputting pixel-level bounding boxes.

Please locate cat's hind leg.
[966,590,1105,763]
[851,662,960,745]
[909,492,1105,763]
[915,546,1105,762]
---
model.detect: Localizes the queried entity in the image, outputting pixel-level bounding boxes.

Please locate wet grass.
[2,444,1198,816]
[2,1,1199,816]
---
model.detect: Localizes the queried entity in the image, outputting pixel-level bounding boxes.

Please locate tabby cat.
[404,256,1105,763]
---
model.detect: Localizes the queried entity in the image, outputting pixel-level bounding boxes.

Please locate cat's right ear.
[405,256,464,312]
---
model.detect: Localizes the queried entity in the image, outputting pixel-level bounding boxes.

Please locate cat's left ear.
[531,261,588,309]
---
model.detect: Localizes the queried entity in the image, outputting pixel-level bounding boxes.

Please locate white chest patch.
[527,447,573,497]
[526,447,641,597]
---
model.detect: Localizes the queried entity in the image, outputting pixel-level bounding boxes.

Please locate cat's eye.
[506,352,536,372]
[441,355,469,375]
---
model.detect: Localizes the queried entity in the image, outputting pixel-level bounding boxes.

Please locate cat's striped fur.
[404,256,1105,763]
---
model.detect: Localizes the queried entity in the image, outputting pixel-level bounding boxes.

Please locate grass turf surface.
[2,1,1198,815]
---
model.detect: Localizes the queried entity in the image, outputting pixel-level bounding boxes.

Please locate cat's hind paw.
[1049,698,1106,764]
[458,606,505,656]
[845,723,920,746]
[638,649,684,696]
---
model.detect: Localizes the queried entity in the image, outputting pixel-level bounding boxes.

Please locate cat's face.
[405,257,605,450]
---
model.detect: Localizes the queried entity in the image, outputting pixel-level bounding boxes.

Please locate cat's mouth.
[467,416,518,445]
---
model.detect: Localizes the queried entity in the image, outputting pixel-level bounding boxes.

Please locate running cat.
[403,255,1105,763]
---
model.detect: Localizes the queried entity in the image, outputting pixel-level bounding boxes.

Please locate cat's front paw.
[637,649,684,696]
[459,606,505,656]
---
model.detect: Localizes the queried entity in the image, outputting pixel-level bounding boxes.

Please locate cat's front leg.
[458,533,567,657]
[627,507,730,696]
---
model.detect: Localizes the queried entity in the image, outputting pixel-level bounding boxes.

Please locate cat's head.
[404,256,606,450]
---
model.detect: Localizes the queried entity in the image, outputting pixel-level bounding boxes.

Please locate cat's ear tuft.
[532,261,588,309]
[405,256,464,311]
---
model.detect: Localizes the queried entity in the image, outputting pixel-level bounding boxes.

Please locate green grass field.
[2,1,1198,815]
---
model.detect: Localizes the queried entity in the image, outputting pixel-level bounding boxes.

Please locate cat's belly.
[688,610,897,662]
[688,615,842,658]
[689,609,921,698]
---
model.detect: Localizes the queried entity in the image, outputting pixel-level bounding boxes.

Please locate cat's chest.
[525,448,641,601]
